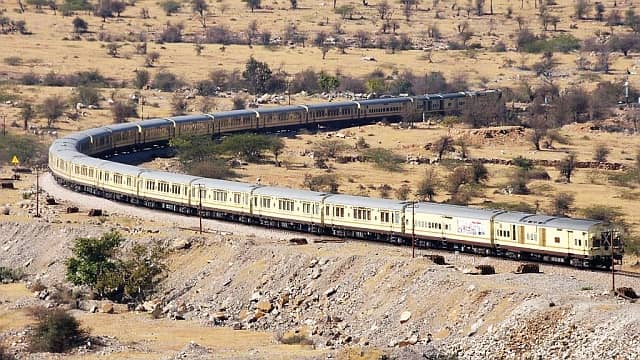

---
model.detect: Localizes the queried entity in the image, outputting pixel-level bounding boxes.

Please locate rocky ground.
[0,174,639,359]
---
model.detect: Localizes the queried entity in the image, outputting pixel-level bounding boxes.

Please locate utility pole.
[198,184,203,234]
[35,166,40,218]
[611,230,615,293]
[412,201,415,258]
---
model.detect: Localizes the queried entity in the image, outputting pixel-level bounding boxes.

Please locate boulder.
[211,311,228,321]
[277,293,290,307]
[399,311,412,323]
[323,288,336,297]
[256,300,273,313]
[100,301,114,314]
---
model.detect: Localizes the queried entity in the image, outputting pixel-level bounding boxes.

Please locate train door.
[539,228,546,247]
[518,226,525,244]
[567,230,573,251]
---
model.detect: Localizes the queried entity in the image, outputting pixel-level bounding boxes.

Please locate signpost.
[11,155,19,167]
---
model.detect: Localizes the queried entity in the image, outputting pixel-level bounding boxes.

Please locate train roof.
[256,105,306,114]
[325,194,407,210]
[50,139,80,152]
[82,127,112,138]
[53,150,85,162]
[192,178,260,193]
[253,186,328,202]
[306,101,358,109]
[411,202,504,220]
[169,114,212,123]
[494,212,602,231]
[106,123,140,132]
[73,156,108,168]
[546,217,603,231]
[139,170,201,184]
[100,162,148,177]
[359,97,413,105]
[212,110,256,118]
[138,119,171,128]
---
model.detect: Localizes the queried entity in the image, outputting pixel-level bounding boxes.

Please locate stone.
[408,335,419,345]
[211,311,228,321]
[250,292,262,302]
[171,239,192,251]
[100,302,114,314]
[323,288,336,297]
[277,293,290,307]
[256,300,273,313]
[400,311,412,323]
[232,322,243,330]
[253,310,266,320]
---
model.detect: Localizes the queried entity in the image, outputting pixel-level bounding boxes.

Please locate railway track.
[616,270,640,279]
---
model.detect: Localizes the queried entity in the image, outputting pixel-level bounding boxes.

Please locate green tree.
[65,232,122,299]
[243,56,272,94]
[552,192,574,216]
[220,133,276,162]
[133,69,150,89]
[319,72,340,92]
[119,243,166,302]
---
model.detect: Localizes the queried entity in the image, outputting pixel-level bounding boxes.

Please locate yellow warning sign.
[10,155,19,166]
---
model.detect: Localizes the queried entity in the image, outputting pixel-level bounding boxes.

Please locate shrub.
[303,173,339,193]
[395,184,411,200]
[160,0,181,15]
[152,71,183,92]
[111,100,138,123]
[593,144,610,162]
[0,266,24,283]
[195,79,217,96]
[0,133,47,165]
[364,148,404,172]
[0,344,14,360]
[71,86,101,106]
[160,22,183,43]
[21,72,39,85]
[28,308,86,353]
[520,34,581,53]
[4,56,22,66]
[187,159,236,179]
[231,95,246,110]
[133,69,149,89]
[551,192,574,216]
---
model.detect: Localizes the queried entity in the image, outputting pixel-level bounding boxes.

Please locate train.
[48,90,624,268]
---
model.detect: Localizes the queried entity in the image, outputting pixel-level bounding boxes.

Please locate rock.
[324,288,336,297]
[277,293,289,307]
[232,322,243,330]
[468,319,483,336]
[408,335,419,345]
[400,311,412,323]
[100,301,114,314]
[253,309,266,320]
[171,239,192,251]
[78,300,99,312]
[250,292,262,302]
[311,269,321,279]
[211,311,228,321]
[256,300,273,313]
[1,206,9,215]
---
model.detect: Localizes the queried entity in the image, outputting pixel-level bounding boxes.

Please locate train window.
[353,208,371,221]
[554,237,560,243]
[261,197,271,208]
[233,193,242,204]
[445,224,449,230]
[278,199,294,211]
[380,211,390,223]
[214,190,227,202]
[146,180,155,191]
[172,184,180,194]
[302,203,311,214]
[334,206,345,217]
[126,177,131,187]
[325,206,329,215]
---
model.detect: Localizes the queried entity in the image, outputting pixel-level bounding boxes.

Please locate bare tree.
[40,96,66,128]
[377,0,390,20]
[433,136,454,162]
[191,0,209,28]
[416,167,439,201]
[558,152,577,183]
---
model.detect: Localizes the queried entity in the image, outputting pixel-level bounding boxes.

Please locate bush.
[21,72,40,85]
[364,148,404,172]
[551,192,574,216]
[160,22,183,43]
[65,232,166,302]
[303,173,339,193]
[133,69,149,89]
[160,0,181,15]
[4,56,22,66]
[71,86,100,106]
[0,133,47,166]
[187,159,236,179]
[111,100,138,123]
[0,266,24,283]
[28,308,86,353]
[152,71,183,92]
[520,34,581,53]
[232,95,246,110]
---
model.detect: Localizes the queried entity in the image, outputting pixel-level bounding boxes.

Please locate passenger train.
[48,90,623,268]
